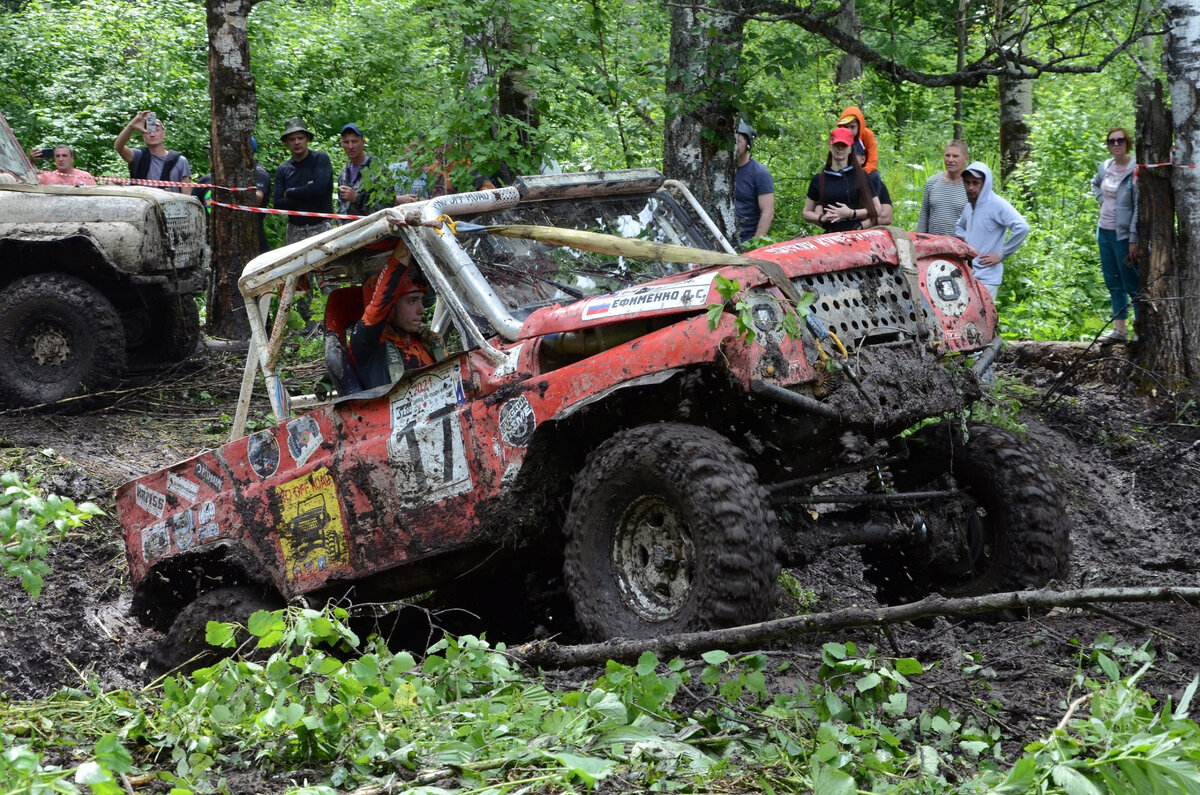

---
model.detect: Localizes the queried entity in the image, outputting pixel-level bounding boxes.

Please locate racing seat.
[323,286,365,396]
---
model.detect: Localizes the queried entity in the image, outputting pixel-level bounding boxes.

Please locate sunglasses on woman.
[1107,137,1127,146]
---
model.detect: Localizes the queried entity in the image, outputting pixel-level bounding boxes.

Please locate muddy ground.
[2,341,1199,761]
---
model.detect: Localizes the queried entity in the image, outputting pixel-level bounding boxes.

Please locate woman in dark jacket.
[801,127,881,233]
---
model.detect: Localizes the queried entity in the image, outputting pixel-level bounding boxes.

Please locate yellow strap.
[433,214,459,236]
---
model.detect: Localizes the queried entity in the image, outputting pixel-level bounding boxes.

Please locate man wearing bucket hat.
[273,117,334,244]
[349,241,445,388]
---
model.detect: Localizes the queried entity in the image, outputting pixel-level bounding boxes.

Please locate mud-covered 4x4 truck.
[116,168,1069,666]
[0,111,208,408]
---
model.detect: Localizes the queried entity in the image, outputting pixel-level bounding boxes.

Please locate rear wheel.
[153,586,282,673]
[0,273,125,408]
[863,423,1071,609]
[563,423,780,640]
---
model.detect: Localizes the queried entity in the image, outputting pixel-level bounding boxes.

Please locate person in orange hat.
[836,106,878,173]
[349,241,445,387]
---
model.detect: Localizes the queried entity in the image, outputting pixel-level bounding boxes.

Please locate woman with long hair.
[802,127,881,233]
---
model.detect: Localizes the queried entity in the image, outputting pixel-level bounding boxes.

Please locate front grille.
[793,265,931,347]
[162,202,204,268]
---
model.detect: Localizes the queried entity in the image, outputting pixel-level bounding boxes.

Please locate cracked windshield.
[457,192,719,315]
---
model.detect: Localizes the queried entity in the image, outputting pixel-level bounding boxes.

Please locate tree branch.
[510,586,1200,668]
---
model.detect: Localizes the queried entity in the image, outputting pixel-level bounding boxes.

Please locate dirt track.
[1,342,1199,752]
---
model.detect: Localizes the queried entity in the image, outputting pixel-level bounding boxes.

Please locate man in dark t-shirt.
[734,121,775,244]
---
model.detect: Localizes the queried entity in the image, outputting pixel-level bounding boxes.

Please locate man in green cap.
[273,117,334,244]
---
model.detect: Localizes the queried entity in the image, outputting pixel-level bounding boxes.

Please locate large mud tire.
[153,586,281,673]
[863,423,1070,608]
[151,294,202,363]
[0,273,125,408]
[563,423,780,640]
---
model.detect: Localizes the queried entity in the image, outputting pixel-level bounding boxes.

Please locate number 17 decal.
[387,412,473,507]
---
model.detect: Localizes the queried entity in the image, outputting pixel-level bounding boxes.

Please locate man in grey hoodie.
[954,161,1029,302]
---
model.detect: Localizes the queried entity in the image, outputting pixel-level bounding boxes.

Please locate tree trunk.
[205,0,261,340]
[997,71,1031,181]
[1166,0,1200,385]
[663,0,745,244]
[954,0,968,139]
[1134,78,1184,384]
[835,0,861,85]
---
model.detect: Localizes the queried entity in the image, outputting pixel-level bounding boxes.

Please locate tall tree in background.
[834,0,861,85]
[1162,0,1200,382]
[205,0,262,340]
[663,0,744,242]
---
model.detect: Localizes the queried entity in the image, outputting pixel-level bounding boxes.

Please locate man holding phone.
[114,110,193,194]
[33,145,96,186]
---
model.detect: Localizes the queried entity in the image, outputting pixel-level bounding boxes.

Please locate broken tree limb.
[510,587,1200,669]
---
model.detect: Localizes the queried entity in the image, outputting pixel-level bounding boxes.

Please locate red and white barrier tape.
[96,176,257,190]
[206,199,361,221]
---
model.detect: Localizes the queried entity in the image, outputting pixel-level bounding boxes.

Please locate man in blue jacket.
[955,161,1029,302]
[274,117,334,245]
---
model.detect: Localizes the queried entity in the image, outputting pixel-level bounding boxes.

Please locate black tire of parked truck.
[862,422,1071,615]
[150,293,202,363]
[0,273,126,409]
[563,423,781,641]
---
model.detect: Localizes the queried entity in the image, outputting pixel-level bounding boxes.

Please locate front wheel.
[0,273,126,408]
[152,586,282,673]
[563,423,780,640]
[863,423,1071,608]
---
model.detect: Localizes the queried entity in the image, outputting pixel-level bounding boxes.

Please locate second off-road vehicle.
[116,168,1069,666]
[0,110,208,409]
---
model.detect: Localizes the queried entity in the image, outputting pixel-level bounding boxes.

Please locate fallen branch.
[510,587,1200,669]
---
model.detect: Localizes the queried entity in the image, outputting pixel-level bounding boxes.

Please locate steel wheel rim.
[610,494,695,621]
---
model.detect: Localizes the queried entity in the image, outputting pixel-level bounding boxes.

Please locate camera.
[145,112,160,132]
[32,148,52,159]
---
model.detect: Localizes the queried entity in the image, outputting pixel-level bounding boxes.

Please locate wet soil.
[1,341,1199,762]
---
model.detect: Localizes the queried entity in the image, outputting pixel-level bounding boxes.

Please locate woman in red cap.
[801,127,881,233]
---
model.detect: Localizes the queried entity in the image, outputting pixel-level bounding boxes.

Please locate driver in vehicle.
[349,241,445,388]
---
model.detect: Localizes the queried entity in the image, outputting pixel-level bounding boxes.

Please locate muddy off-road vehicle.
[116,168,1069,666]
[0,111,208,408]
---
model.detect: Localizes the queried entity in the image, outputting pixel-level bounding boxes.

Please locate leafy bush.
[0,471,103,600]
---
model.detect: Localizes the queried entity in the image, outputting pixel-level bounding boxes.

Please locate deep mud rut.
[2,342,1199,757]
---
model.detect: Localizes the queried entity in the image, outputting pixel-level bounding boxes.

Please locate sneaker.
[1098,328,1126,345]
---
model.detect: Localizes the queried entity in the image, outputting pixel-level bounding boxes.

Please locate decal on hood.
[580,272,717,322]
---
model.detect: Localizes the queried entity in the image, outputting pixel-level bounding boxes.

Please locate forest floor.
[1,339,1199,764]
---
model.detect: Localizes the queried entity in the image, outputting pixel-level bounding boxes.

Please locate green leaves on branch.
[0,471,102,600]
[706,273,811,344]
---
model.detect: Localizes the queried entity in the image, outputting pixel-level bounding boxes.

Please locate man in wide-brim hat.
[273,116,334,245]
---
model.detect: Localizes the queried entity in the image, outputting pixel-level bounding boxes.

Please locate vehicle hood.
[518,229,978,338]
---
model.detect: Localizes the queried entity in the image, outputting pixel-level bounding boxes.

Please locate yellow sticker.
[274,467,348,581]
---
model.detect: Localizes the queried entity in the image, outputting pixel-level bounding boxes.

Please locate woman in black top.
[802,127,881,233]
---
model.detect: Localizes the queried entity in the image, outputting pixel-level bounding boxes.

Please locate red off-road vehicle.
[116,169,1069,666]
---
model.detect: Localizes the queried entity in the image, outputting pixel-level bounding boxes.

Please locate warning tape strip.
[95,176,257,191]
[1138,161,1198,170]
[207,200,361,221]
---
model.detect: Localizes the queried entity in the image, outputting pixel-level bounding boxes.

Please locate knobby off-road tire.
[563,423,781,640]
[153,586,281,673]
[863,423,1070,610]
[150,294,201,363]
[0,273,126,408]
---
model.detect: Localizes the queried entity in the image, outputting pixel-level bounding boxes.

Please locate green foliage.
[0,471,102,600]
[2,608,1200,794]
[707,274,810,344]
